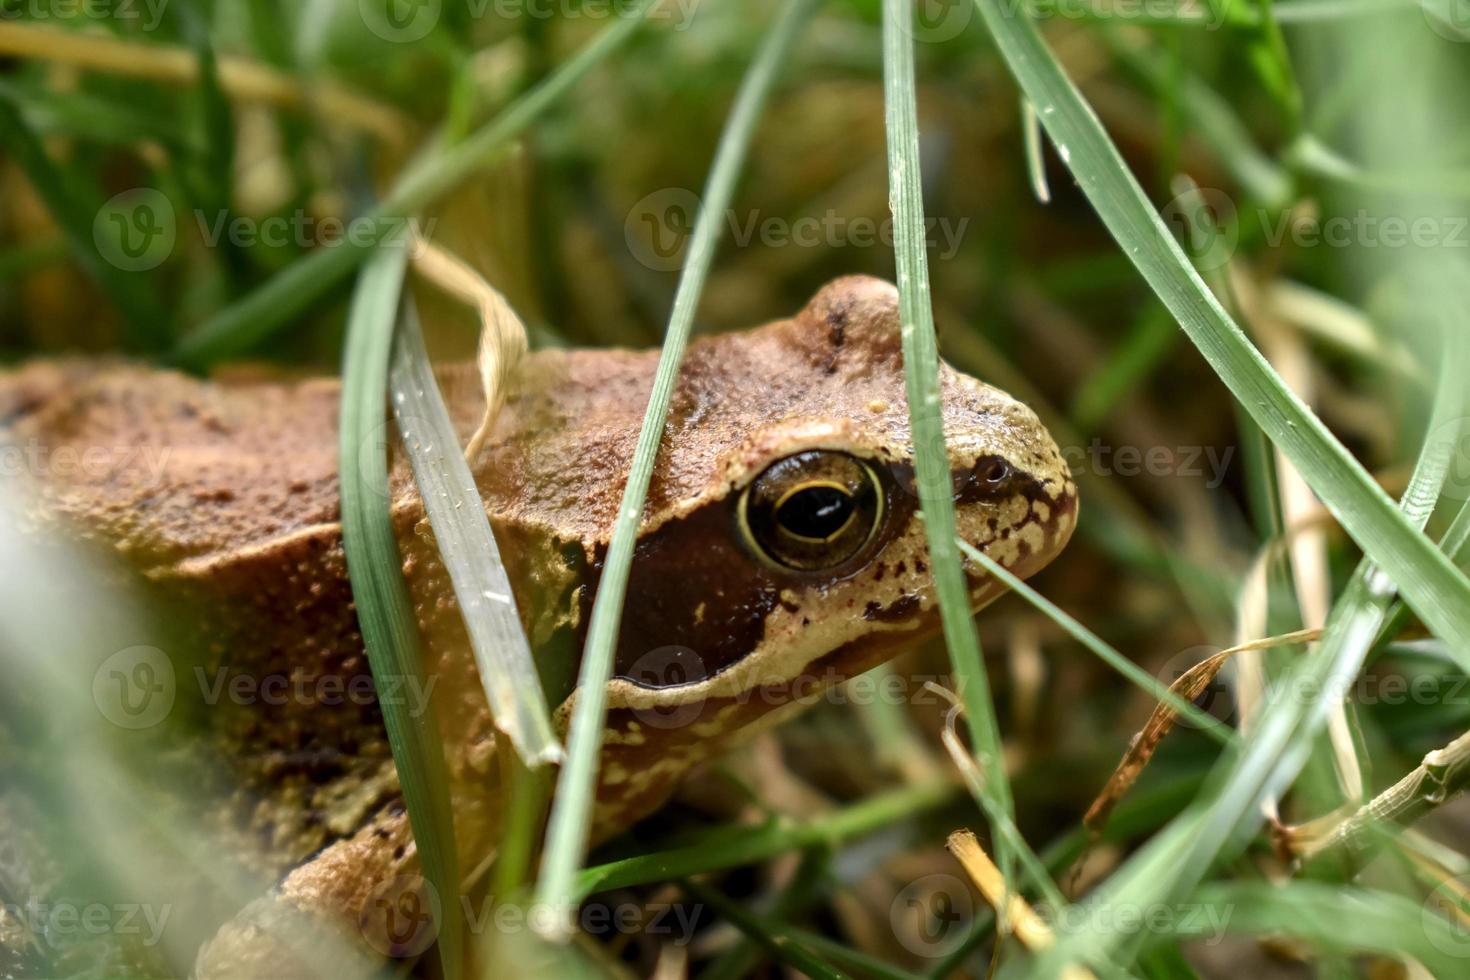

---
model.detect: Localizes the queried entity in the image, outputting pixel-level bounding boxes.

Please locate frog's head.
[554,276,1075,827]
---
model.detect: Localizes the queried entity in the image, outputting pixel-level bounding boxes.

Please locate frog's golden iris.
[737,449,885,572]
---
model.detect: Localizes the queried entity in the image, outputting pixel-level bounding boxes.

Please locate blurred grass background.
[3,0,1470,977]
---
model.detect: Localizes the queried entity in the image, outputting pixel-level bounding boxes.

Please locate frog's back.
[0,354,589,573]
[2,359,350,572]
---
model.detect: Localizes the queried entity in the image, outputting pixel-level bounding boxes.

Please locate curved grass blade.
[338,244,461,978]
[967,0,1470,663]
[174,0,658,367]
[532,1,821,937]
[882,0,1016,893]
[388,301,562,766]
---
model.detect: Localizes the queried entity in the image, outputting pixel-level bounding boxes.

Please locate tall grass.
[2,1,1468,977]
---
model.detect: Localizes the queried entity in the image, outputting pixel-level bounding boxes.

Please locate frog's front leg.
[194,797,417,978]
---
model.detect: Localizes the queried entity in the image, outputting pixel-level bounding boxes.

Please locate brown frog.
[0,276,1076,976]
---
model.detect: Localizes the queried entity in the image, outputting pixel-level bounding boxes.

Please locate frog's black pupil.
[778,486,854,540]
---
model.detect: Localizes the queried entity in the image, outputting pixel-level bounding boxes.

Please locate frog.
[0,275,1076,977]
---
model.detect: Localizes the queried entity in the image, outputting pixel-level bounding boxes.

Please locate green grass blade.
[780,926,925,980]
[1028,337,1469,976]
[338,244,461,979]
[681,879,853,980]
[532,0,819,938]
[0,95,170,351]
[1174,882,1468,977]
[957,541,1235,741]
[387,303,562,766]
[574,780,956,899]
[968,0,1470,660]
[882,0,1015,885]
[173,1,657,366]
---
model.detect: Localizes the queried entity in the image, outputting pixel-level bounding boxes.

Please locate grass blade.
[968,0,1470,662]
[956,541,1234,741]
[174,0,658,366]
[681,879,853,980]
[1028,335,1468,976]
[388,302,562,766]
[1175,882,1468,977]
[574,781,955,899]
[533,0,820,937]
[882,0,1016,889]
[338,244,461,978]
[0,95,170,351]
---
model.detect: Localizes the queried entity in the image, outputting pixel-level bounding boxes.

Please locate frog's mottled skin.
[1,277,1076,976]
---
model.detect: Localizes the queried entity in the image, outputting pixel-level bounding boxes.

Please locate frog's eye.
[738,450,885,571]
